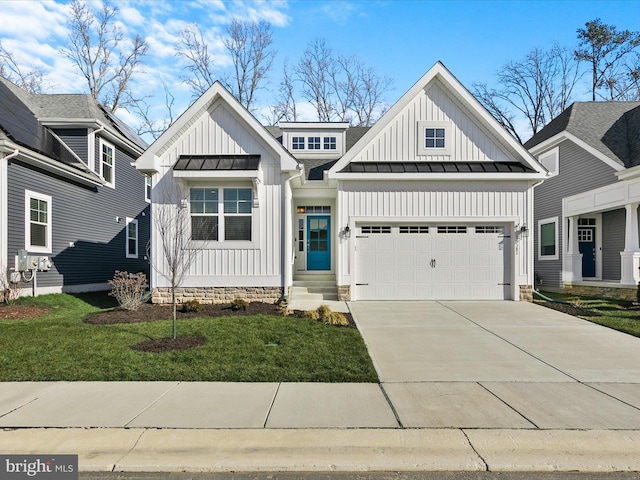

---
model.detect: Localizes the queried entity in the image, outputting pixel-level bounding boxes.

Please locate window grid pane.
[541,223,556,255]
[308,137,321,149]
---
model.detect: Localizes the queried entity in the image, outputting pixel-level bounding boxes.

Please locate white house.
[135,62,547,304]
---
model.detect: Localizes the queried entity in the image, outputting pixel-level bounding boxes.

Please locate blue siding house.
[526,101,640,299]
[0,76,150,296]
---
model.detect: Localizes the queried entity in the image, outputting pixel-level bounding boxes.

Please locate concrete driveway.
[349,301,640,429]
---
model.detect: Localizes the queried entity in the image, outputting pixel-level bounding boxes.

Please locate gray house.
[526,101,640,299]
[0,76,150,296]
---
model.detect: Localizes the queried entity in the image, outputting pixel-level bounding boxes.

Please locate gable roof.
[137,81,298,173]
[525,101,640,169]
[329,61,546,179]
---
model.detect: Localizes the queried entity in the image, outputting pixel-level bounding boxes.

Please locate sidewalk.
[1,381,640,472]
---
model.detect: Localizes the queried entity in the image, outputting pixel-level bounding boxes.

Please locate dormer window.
[292,137,305,150]
[308,137,321,150]
[324,137,336,150]
[417,121,452,156]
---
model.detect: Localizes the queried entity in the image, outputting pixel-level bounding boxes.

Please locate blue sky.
[2,0,639,140]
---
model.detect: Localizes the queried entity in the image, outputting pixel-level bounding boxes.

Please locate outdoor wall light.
[344,225,351,238]
[519,224,529,237]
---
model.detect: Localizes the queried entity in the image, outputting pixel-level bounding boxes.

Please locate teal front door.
[307,216,331,270]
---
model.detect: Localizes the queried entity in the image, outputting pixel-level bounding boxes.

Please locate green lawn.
[536,291,640,338]
[0,294,378,382]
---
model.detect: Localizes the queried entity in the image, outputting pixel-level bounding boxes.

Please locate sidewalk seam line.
[263,382,281,428]
[583,383,640,413]
[112,428,147,471]
[123,381,182,427]
[477,381,540,429]
[378,383,403,428]
[461,428,489,471]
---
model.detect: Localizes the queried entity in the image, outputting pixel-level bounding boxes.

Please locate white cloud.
[321,1,360,25]
[0,0,69,41]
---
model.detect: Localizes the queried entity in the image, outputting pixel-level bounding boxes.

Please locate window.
[145,175,152,202]
[25,190,52,253]
[190,188,218,241]
[425,128,446,149]
[190,187,253,242]
[223,188,252,241]
[437,226,467,234]
[296,206,331,214]
[126,218,138,258]
[361,226,391,234]
[417,121,451,156]
[292,137,305,150]
[538,217,559,260]
[538,147,559,175]
[399,226,429,234]
[475,226,505,234]
[308,137,321,150]
[99,138,115,187]
[324,137,336,150]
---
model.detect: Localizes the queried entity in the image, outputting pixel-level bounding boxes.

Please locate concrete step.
[289,286,339,302]
[293,274,336,282]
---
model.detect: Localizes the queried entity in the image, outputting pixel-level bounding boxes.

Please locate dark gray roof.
[340,161,536,174]
[174,154,260,171]
[525,101,640,168]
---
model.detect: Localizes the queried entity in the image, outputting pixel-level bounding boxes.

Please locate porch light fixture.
[344,225,351,238]
[519,224,529,237]
[296,206,305,214]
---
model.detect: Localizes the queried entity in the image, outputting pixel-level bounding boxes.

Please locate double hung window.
[190,187,252,242]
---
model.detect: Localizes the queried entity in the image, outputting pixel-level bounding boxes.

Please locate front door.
[579,227,596,277]
[307,216,331,270]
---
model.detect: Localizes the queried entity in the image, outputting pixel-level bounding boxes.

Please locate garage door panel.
[355,224,511,301]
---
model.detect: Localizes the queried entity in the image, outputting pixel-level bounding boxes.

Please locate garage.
[355,224,511,300]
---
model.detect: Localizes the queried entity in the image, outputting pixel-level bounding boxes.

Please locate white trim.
[538,146,559,177]
[529,132,625,172]
[126,217,139,259]
[417,121,452,156]
[98,137,116,188]
[15,282,110,297]
[0,151,12,282]
[563,175,640,217]
[145,174,152,203]
[538,216,559,261]
[25,190,52,254]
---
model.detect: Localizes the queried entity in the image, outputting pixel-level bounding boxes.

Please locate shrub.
[315,305,349,326]
[181,299,202,313]
[303,310,320,320]
[108,271,150,311]
[231,298,249,311]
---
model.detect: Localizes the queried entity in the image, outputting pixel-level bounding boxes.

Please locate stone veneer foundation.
[152,287,283,305]
[519,285,533,302]
[337,285,351,301]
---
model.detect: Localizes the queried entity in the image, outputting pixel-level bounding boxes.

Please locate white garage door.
[355,224,511,300]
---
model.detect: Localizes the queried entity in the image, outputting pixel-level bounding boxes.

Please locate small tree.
[0,41,46,94]
[151,182,213,339]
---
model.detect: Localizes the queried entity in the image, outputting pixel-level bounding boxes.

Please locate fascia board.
[1,140,104,186]
[173,170,263,181]
[329,61,545,178]
[329,172,547,181]
[138,82,298,173]
[529,132,624,172]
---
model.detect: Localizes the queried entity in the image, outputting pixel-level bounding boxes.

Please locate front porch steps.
[291,274,339,301]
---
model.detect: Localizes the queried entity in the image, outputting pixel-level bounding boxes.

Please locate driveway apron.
[349,301,640,429]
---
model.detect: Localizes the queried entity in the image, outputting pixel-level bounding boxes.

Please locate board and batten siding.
[533,140,619,287]
[53,128,88,164]
[6,146,149,290]
[153,100,284,287]
[348,80,516,163]
[337,180,532,291]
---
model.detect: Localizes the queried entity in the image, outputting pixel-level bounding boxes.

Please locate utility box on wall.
[15,249,52,273]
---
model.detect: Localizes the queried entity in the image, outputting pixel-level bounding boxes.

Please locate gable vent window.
[425,128,445,148]
[361,226,391,234]
[399,226,430,234]
[308,137,321,150]
[437,226,467,234]
[475,226,505,234]
[417,121,452,156]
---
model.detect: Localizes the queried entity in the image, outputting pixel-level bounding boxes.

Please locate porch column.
[620,203,640,285]
[564,215,583,282]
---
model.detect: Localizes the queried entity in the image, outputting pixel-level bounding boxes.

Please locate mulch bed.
[536,301,600,317]
[131,335,207,353]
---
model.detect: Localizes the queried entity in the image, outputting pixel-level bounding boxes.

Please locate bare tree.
[128,83,176,140]
[473,45,581,143]
[294,38,393,125]
[151,182,213,339]
[176,23,217,98]
[575,18,640,100]
[263,60,298,124]
[60,0,148,112]
[0,42,46,94]
[222,19,276,112]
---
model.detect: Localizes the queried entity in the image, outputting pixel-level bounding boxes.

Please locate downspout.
[283,164,304,301]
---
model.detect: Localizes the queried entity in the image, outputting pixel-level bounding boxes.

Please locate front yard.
[0,293,378,382]
[536,291,640,338]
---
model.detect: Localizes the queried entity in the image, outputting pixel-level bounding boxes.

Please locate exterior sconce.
[344,225,351,238]
[296,207,305,214]
[519,224,529,237]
